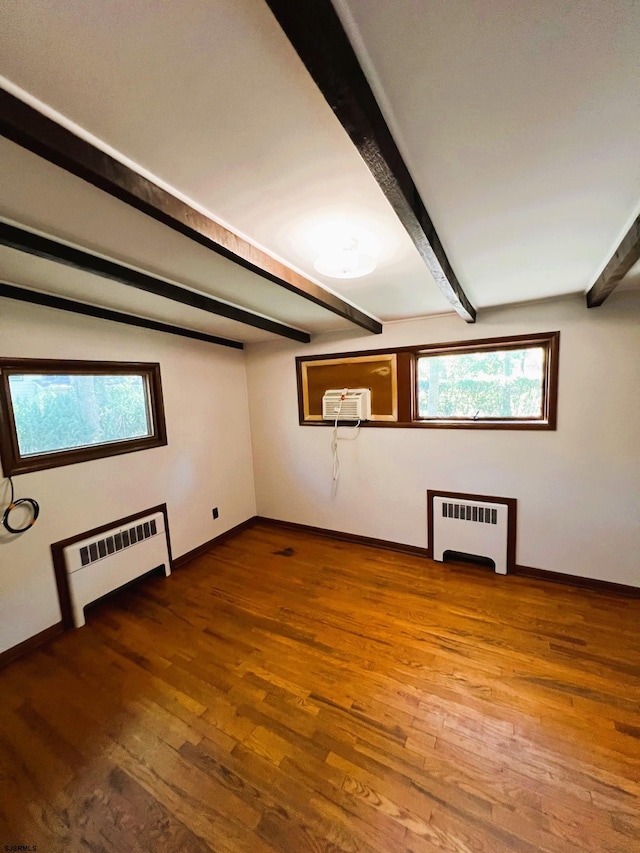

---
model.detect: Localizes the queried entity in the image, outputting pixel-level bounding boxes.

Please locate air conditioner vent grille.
[322,388,371,421]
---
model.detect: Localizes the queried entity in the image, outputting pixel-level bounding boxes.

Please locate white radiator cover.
[432,496,508,575]
[63,510,170,627]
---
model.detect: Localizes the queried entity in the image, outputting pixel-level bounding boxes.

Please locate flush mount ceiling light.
[314,236,377,279]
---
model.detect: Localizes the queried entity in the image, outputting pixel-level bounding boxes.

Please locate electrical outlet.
[212,507,219,520]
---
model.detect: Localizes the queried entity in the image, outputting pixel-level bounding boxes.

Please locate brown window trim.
[0,359,167,476]
[296,331,559,430]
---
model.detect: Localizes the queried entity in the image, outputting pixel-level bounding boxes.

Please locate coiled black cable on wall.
[2,476,40,534]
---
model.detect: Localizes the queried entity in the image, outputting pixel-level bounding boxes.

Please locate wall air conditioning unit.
[322,388,371,421]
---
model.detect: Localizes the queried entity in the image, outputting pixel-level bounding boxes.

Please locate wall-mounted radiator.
[428,491,517,575]
[59,508,171,627]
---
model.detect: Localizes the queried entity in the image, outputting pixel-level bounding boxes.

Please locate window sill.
[299,419,555,431]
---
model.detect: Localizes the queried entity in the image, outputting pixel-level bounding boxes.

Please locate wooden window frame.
[296,331,559,430]
[0,359,167,476]
[298,353,398,422]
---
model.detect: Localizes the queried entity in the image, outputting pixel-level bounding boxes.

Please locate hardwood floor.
[1,522,639,852]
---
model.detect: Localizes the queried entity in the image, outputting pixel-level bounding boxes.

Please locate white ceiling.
[0,245,285,344]
[0,0,639,344]
[0,138,350,340]
[333,0,640,304]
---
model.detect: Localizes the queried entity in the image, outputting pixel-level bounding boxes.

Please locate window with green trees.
[414,333,558,427]
[296,332,559,430]
[417,347,544,421]
[0,360,167,475]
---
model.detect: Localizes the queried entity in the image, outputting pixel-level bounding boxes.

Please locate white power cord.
[331,389,361,484]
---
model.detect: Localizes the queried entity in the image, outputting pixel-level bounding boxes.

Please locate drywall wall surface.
[0,298,256,654]
[246,292,640,587]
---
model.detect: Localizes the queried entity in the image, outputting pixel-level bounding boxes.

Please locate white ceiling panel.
[0,139,363,336]
[1,0,637,322]
[334,0,640,306]
[0,0,451,320]
[0,246,281,344]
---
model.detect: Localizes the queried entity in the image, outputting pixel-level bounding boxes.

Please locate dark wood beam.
[587,214,640,307]
[0,222,310,343]
[0,89,382,336]
[265,0,476,323]
[0,282,243,350]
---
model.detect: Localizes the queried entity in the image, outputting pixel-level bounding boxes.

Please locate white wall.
[2,291,638,657]
[0,299,257,654]
[246,292,640,587]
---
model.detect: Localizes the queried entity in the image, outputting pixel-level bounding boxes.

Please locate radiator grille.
[79,518,158,567]
[442,502,498,524]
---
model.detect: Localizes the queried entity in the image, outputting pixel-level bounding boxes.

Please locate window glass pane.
[417,347,544,419]
[8,373,151,456]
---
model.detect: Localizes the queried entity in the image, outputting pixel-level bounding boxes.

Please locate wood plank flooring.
[1,522,639,852]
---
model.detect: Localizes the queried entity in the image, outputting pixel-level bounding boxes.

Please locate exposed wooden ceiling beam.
[265,0,476,323]
[0,222,311,343]
[0,88,382,336]
[587,214,640,307]
[0,282,243,350]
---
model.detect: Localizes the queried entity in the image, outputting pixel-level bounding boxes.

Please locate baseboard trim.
[1,517,259,669]
[0,621,64,670]
[512,564,640,598]
[256,516,431,558]
[257,517,639,597]
[173,517,259,569]
[3,521,635,671]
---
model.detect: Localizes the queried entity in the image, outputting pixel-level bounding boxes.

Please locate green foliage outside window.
[417,347,544,419]
[9,374,150,456]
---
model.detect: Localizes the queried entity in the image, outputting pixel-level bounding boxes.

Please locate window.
[415,333,558,427]
[0,360,167,475]
[296,331,559,430]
